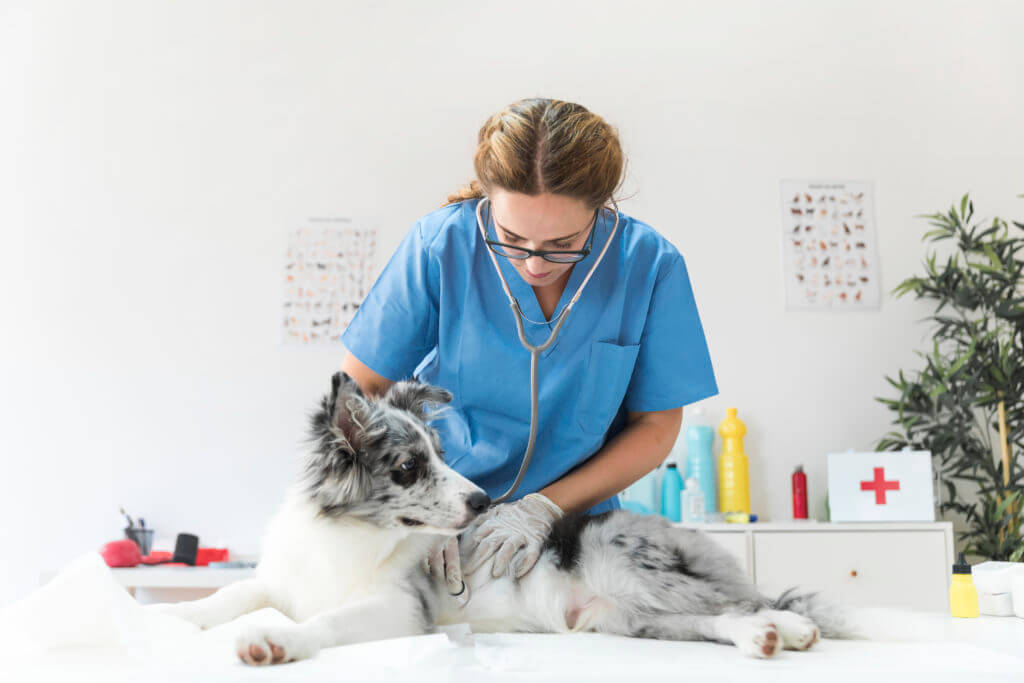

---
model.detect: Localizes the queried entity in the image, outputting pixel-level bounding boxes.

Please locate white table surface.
[928,613,1024,658]
[11,547,1024,683]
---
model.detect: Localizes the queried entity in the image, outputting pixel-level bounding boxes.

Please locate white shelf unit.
[110,566,256,590]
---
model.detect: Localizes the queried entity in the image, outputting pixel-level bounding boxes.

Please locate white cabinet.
[680,521,954,612]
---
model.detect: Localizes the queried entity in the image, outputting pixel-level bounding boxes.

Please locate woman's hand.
[462,493,564,579]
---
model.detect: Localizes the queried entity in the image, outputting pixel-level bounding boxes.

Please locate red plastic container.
[792,465,808,519]
[137,548,230,566]
[140,551,173,565]
[195,548,230,566]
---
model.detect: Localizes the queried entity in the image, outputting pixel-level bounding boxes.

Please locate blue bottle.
[684,406,717,514]
[661,461,683,522]
[621,468,660,514]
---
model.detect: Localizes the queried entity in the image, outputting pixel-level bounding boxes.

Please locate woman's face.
[488,189,596,288]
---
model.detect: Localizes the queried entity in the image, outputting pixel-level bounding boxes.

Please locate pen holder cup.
[124,527,153,556]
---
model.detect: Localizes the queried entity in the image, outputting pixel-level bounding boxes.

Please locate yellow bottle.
[949,553,979,618]
[718,407,750,516]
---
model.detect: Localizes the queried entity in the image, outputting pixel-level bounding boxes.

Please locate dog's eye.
[391,455,423,487]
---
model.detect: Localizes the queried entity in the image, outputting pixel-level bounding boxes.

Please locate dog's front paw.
[235,625,319,666]
[730,617,781,659]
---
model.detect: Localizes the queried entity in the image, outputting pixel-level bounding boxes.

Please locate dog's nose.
[465,491,490,514]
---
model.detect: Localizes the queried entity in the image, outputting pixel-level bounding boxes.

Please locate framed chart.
[780,180,881,311]
[281,217,378,346]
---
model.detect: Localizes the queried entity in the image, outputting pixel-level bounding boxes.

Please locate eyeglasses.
[483,207,598,264]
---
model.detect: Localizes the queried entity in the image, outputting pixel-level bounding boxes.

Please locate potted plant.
[876,194,1024,561]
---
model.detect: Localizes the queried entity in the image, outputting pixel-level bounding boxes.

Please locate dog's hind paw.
[779,618,819,651]
[730,617,781,658]
[759,609,820,651]
[235,625,319,666]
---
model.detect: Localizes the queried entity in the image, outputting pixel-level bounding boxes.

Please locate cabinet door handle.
[850,570,858,577]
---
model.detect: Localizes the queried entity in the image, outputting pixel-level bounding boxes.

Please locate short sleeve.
[340,221,439,381]
[624,254,718,412]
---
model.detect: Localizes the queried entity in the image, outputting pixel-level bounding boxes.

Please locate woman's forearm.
[541,407,682,514]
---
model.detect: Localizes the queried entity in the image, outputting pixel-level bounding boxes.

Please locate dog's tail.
[770,588,946,641]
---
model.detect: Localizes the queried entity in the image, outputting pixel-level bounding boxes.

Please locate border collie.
[154,372,851,665]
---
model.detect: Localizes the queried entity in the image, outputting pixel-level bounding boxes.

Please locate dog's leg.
[755,609,819,650]
[715,613,783,658]
[148,578,274,630]
[235,593,424,666]
[613,612,782,659]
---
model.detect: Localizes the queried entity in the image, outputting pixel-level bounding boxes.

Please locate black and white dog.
[155,372,852,665]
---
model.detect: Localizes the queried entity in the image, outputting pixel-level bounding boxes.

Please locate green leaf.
[947,341,976,377]
[982,243,1002,269]
[994,490,1021,519]
[967,262,1003,275]
[883,374,906,391]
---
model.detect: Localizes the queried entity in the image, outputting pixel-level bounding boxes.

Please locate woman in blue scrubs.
[340,98,718,592]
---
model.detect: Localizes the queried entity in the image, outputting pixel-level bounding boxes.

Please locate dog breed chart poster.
[779,180,881,311]
[281,218,378,346]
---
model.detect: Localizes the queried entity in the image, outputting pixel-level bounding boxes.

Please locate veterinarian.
[339,98,718,596]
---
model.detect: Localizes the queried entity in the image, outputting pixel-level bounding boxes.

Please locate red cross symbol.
[860,467,900,504]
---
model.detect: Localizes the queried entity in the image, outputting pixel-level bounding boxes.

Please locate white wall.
[2,0,1022,606]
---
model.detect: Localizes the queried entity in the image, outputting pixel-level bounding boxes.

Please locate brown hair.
[444,98,625,210]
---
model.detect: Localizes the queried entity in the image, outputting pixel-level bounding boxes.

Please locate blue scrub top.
[341,199,718,514]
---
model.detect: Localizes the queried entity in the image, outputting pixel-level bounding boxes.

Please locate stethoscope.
[474,197,620,504]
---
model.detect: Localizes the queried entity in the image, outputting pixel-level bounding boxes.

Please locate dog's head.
[303,371,490,532]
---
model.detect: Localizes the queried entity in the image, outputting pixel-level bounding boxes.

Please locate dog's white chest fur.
[255,487,429,623]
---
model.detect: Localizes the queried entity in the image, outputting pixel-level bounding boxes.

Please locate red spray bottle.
[792,465,808,519]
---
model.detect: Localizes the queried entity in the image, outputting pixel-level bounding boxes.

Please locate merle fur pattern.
[302,372,466,528]
[152,372,853,665]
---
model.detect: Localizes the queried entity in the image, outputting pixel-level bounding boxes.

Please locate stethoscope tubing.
[474,197,619,505]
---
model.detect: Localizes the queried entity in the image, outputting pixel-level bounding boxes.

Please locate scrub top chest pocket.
[576,340,640,434]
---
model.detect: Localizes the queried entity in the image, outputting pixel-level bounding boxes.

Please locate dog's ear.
[305,372,374,512]
[330,371,365,406]
[329,372,371,452]
[384,380,452,418]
